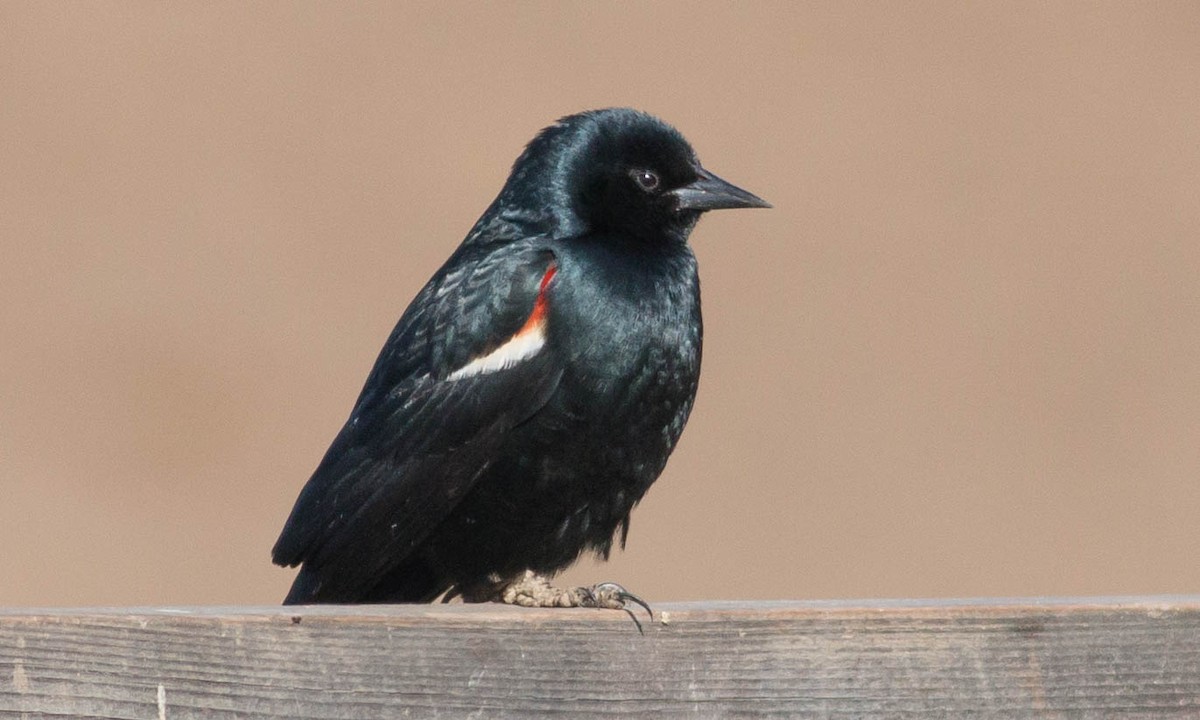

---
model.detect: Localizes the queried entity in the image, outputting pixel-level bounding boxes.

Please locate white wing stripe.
[447,325,546,381]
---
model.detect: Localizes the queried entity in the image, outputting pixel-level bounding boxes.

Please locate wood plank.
[2,597,1198,718]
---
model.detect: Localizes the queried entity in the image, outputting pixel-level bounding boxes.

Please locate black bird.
[272,108,768,612]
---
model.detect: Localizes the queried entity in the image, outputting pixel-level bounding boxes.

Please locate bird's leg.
[496,570,586,607]
[476,570,652,631]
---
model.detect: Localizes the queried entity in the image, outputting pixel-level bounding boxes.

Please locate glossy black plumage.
[272,108,768,604]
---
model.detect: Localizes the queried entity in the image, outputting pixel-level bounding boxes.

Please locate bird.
[272,108,769,615]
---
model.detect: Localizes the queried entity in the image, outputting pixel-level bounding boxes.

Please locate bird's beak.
[671,169,771,212]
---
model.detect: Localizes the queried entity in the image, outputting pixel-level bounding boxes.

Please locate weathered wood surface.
[1,597,1198,718]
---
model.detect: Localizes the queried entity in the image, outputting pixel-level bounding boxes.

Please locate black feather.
[273,108,767,604]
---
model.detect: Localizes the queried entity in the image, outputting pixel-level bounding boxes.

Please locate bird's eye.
[630,169,660,193]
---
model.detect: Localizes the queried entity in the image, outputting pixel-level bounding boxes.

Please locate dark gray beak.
[671,169,771,212]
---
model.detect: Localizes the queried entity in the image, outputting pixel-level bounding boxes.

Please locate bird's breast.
[542,244,702,429]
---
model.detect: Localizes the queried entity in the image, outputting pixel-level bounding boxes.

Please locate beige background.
[2,3,1197,607]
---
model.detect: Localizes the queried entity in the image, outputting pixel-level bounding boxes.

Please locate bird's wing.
[271,240,561,599]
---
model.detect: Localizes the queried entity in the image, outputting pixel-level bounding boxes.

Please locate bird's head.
[500,108,769,242]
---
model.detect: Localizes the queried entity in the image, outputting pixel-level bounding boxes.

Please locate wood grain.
[2,598,1198,718]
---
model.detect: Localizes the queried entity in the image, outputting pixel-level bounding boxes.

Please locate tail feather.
[281,559,449,605]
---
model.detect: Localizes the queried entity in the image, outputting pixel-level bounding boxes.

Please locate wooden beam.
[2,597,1198,717]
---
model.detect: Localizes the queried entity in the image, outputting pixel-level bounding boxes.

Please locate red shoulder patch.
[520,264,558,333]
[447,262,558,381]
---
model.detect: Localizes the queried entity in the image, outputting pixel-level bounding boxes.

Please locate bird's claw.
[580,581,653,634]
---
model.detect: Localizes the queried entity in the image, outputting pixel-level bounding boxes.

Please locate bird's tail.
[281,560,449,605]
[281,565,324,605]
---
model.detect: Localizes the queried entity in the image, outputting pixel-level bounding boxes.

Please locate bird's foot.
[493,570,652,632]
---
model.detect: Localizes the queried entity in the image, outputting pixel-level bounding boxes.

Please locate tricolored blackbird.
[273,108,768,615]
